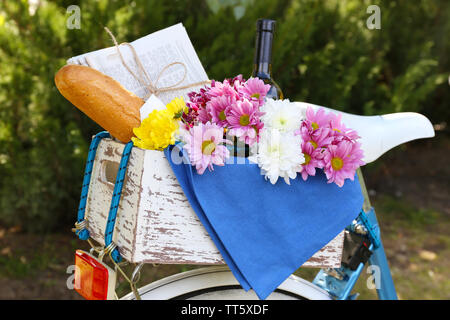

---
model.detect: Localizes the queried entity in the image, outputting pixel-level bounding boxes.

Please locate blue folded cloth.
[164,144,364,300]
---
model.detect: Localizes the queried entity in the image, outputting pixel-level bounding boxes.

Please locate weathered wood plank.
[85,138,344,268]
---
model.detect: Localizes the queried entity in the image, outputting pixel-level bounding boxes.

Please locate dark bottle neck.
[253,30,273,79]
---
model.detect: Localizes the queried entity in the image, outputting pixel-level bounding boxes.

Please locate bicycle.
[74,101,435,300]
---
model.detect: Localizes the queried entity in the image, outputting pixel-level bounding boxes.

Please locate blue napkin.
[164,145,364,300]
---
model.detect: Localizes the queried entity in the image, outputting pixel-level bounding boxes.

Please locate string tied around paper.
[104,27,210,99]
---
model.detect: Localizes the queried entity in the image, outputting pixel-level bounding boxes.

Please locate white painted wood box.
[84,137,344,268]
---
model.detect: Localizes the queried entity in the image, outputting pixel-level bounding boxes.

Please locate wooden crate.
[84,137,344,267]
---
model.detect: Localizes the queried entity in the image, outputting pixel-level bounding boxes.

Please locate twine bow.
[104,27,210,99]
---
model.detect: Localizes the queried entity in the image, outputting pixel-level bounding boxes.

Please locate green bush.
[0,0,448,232]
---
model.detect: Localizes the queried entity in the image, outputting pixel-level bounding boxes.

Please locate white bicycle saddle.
[293,101,435,163]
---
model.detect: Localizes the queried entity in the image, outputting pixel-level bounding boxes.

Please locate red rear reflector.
[74,250,116,300]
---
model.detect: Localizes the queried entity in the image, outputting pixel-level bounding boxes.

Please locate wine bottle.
[252,19,284,100]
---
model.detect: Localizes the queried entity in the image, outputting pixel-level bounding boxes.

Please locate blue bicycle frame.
[312,169,398,300]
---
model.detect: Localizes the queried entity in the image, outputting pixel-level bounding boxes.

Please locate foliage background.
[0,0,449,301]
[0,0,448,231]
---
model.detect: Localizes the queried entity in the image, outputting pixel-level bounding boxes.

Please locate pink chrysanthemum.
[348,141,365,167]
[183,122,231,175]
[197,106,213,124]
[206,95,234,127]
[299,140,325,181]
[224,74,245,91]
[238,77,271,106]
[294,107,365,186]
[329,112,360,142]
[227,99,264,146]
[303,106,333,132]
[207,81,240,100]
[323,140,363,187]
[297,123,334,151]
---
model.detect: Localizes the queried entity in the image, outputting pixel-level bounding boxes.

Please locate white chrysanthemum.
[260,98,304,133]
[249,129,305,185]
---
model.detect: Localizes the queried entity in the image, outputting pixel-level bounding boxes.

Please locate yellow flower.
[132,109,179,151]
[166,97,188,119]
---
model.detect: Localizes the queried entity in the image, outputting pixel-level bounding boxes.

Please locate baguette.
[55,65,143,143]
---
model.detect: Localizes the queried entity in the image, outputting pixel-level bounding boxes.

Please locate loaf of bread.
[55,65,143,143]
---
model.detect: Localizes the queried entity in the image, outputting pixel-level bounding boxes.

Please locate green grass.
[375,195,441,228]
[0,249,53,278]
[354,195,449,300]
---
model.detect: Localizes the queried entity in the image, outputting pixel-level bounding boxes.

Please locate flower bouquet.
[132,75,365,187]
